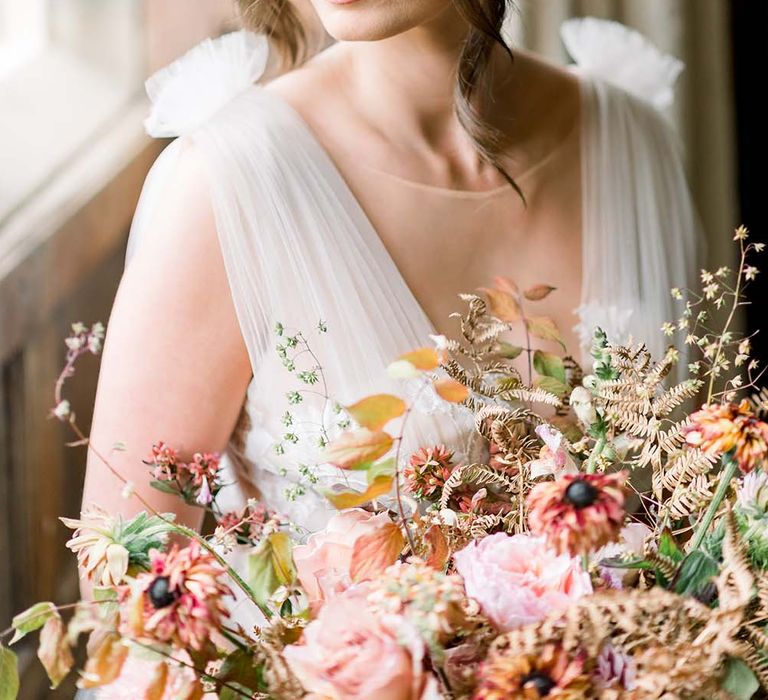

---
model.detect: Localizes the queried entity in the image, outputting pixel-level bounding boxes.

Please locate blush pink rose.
[293,508,393,605]
[284,589,432,700]
[453,532,591,631]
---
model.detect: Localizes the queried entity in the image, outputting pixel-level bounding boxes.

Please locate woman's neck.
[346,10,480,153]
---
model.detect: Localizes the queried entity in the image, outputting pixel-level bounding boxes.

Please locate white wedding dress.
[85,17,703,696]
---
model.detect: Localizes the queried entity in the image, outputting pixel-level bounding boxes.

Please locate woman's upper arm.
[82,142,253,527]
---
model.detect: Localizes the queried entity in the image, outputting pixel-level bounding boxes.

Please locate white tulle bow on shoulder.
[560,17,684,110]
[143,30,269,138]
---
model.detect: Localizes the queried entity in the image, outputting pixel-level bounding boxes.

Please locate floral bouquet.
[2,226,768,700]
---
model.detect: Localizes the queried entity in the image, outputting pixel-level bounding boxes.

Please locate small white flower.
[438,508,459,527]
[429,334,449,351]
[121,482,135,500]
[52,400,71,420]
[213,526,236,553]
[65,336,84,351]
[570,386,597,426]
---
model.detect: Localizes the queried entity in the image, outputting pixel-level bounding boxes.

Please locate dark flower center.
[522,671,556,696]
[564,478,599,508]
[148,575,179,608]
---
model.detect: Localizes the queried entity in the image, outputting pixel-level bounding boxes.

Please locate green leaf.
[599,555,655,571]
[494,342,524,360]
[0,645,19,700]
[218,649,266,695]
[658,529,685,563]
[722,658,759,699]
[149,480,178,495]
[246,532,295,606]
[367,458,396,484]
[533,350,566,383]
[674,550,720,598]
[534,376,569,397]
[219,684,256,700]
[10,602,57,644]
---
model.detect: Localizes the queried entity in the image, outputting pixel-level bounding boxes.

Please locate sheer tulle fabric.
[82,18,704,698]
[123,18,703,530]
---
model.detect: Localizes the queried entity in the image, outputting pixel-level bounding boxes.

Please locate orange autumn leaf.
[493,276,520,296]
[37,616,74,689]
[524,284,557,301]
[525,315,565,349]
[145,662,169,700]
[345,394,406,431]
[349,522,405,582]
[322,428,394,470]
[398,347,442,371]
[433,378,469,404]
[424,525,450,571]
[481,287,522,323]
[78,633,128,689]
[324,474,394,510]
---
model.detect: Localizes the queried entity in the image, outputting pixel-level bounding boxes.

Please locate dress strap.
[143,30,269,138]
[563,19,704,374]
[560,17,684,111]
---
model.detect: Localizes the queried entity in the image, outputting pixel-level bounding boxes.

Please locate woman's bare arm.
[81,144,253,532]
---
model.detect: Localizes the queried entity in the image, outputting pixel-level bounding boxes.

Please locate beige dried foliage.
[489,511,768,699]
[596,341,709,513]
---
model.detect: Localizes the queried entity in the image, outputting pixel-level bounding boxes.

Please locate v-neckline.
[254,66,592,345]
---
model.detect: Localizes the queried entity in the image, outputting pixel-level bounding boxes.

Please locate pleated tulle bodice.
[124,19,703,532]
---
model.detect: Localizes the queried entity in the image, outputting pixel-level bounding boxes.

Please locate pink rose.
[453,532,591,631]
[284,589,432,700]
[293,509,392,605]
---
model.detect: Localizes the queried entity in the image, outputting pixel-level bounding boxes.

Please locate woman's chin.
[311,0,452,42]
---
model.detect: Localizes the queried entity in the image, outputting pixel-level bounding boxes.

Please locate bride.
[80,0,701,633]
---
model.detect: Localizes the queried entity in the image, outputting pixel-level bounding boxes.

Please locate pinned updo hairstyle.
[236,0,524,202]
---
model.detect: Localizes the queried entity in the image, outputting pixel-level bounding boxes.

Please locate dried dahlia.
[527,472,628,557]
[474,644,591,699]
[122,541,231,651]
[403,445,455,499]
[684,400,768,474]
[61,508,170,587]
[61,506,131,587]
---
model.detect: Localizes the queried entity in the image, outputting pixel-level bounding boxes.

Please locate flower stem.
[585,435,607,474]
[689,454,738,551]
[175,524,271,620]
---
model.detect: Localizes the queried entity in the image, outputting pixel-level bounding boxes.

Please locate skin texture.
[81,3,582,561]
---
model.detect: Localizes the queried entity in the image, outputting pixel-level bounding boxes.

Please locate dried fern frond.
[439,463,518,510]
[660,448,717,492]
[665,473,714,519]
[748,386,768,419]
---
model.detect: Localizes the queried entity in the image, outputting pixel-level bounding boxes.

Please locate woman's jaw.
[306,0,457,42]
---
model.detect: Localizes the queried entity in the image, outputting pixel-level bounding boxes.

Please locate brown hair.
[237,0,524,203]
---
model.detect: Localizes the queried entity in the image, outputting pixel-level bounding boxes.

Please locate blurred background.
[0,0,764,697]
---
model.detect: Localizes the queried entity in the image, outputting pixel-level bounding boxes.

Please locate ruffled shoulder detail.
[143,30,269,138]
[560,17,684,110]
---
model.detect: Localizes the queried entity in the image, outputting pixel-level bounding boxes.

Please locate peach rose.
[453,532,591,631]
[293,509,392,605]
[284,588,433,700]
